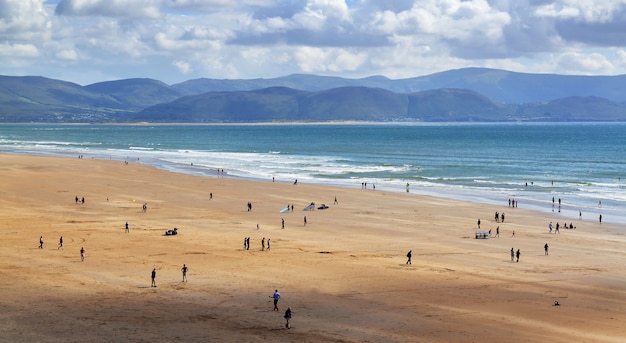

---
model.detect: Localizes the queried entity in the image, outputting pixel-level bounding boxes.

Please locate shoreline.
[2,146,622,226]
[1,153,626,342]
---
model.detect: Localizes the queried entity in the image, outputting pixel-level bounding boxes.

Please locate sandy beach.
[1,153,625,342]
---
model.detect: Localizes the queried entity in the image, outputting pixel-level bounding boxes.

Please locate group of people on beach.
[494,211,505,222]
[548,221,576,233]
[242,237,271,251]
[38,235,86,262]
[150,264,189,287]
[271,289,292,328]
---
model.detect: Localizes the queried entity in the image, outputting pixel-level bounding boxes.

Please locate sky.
[2,0,626,85]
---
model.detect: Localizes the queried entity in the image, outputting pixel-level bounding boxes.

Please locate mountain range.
[2,68,626,122]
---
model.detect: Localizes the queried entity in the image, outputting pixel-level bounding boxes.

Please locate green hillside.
[2,69,626,123]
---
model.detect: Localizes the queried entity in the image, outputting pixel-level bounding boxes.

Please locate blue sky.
[2,0,626,85]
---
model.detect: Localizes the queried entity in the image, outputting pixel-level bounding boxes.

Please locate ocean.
[1,123,625,224]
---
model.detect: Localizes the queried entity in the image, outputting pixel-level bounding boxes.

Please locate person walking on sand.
[58,236,63,249]
[511,230,515,237]
[406,250,412,265]
[495,226,499,237]
[516,249,521,262]
[477,219,481,229]
[39,236,43,249]
[510,247,514,262]
[80,247,85,261]
[125,221,129,233]
[304,216,307,226]
[181,264,188,282]
[281,218,285,229]
[267,238,271,251]
[262,237,265,251]
[334,196,338,205]
[284,307,292,329]
[544,243,549,255]
[273,290,281,311]
[151,268,157,287]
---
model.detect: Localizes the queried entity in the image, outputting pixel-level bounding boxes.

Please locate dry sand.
[1,153,625,342]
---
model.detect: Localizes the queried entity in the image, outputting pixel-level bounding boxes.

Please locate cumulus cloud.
[555,51,615,74]
[294,46,367,73]
[55,0,162,18]
[0,0,51,41]
[55,49,78,60]
[0,42,39,57]
[173,60,192,74]
[3,0,626,84]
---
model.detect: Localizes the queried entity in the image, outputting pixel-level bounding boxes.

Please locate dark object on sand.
[317,204,329,210]
[165,228,178,236]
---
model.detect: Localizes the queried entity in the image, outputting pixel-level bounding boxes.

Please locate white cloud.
[535,0,626,23]
[4,0,626,85]
[293,46,366,73]
[55,48,78,60]
[0,42,39,57]
[555,51,614,74]
[55,0,162,18]
[173,60,192,74]
[0,0,51,41]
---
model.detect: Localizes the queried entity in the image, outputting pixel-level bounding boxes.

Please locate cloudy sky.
[2,0,626,85]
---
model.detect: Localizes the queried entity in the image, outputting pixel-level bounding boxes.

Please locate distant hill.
[172,68,626,104]
[85,78,182,109]
[2,68,626,122]
[0,76,128,122]
[135,87,626,123]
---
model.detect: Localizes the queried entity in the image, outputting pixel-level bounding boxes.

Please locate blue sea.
[1,123,625,224]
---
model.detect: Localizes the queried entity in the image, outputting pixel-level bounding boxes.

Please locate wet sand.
[1,153,625,342]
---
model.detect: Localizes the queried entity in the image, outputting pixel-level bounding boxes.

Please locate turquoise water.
[1,123,625,223]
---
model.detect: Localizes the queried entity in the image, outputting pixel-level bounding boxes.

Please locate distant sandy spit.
[0,153,625,343]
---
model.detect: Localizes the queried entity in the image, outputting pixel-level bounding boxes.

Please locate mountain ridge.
[2,68,626,122]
